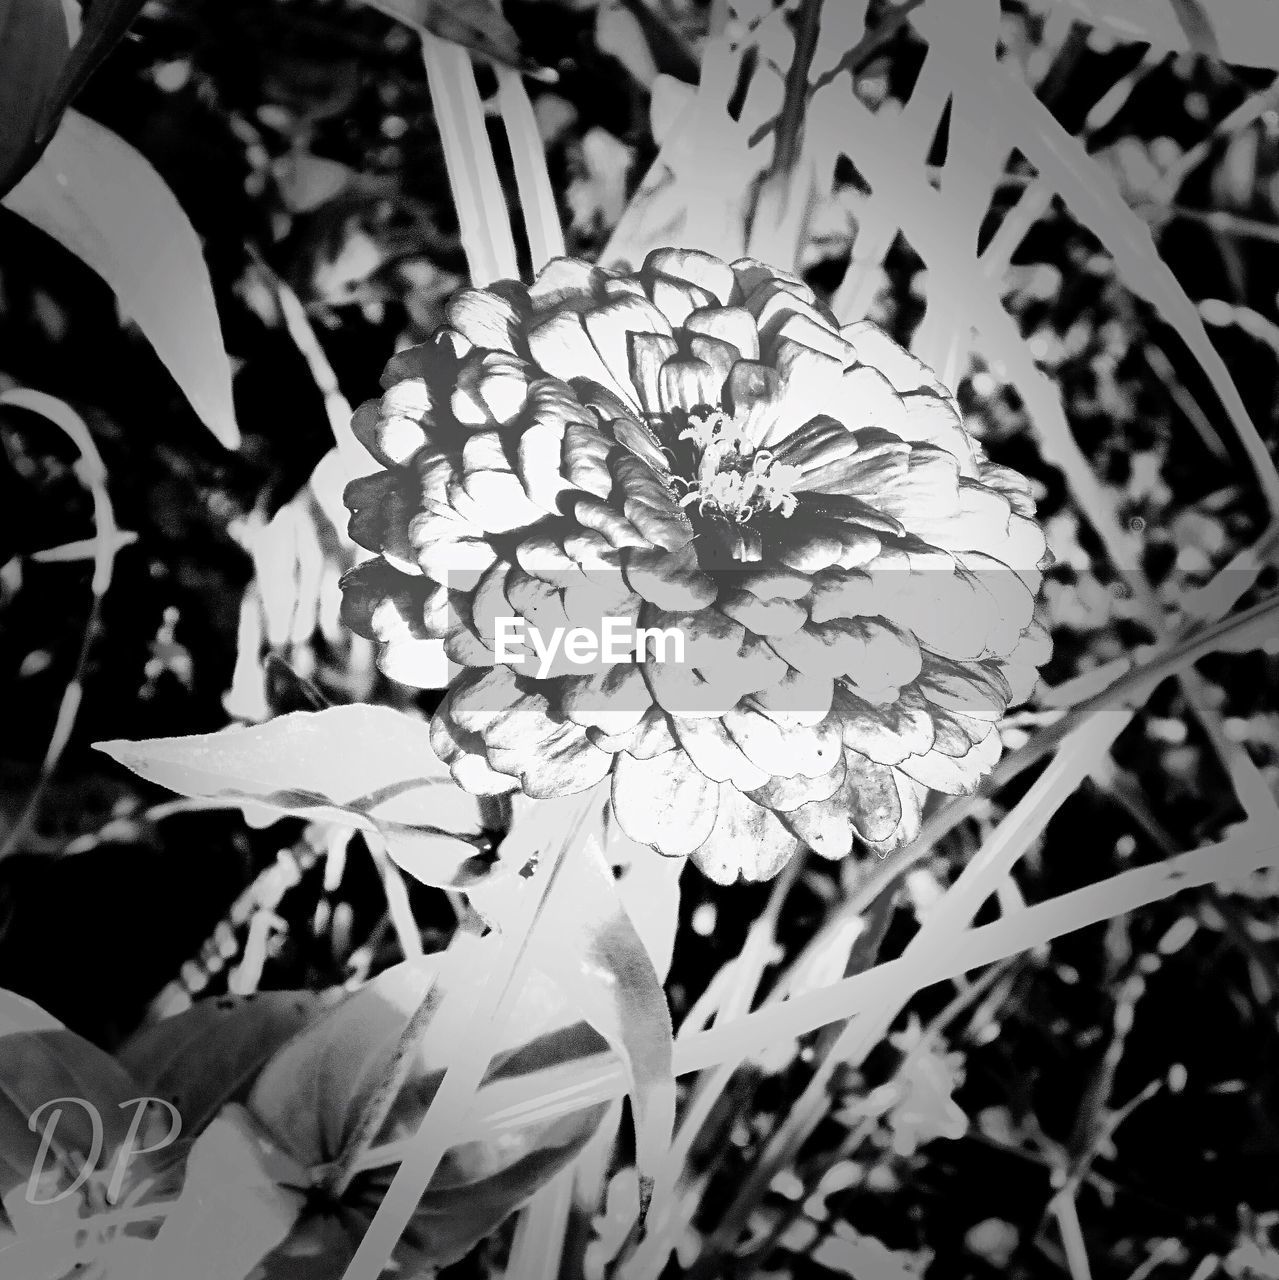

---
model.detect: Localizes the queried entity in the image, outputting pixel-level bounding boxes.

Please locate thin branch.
[0,390,131,864]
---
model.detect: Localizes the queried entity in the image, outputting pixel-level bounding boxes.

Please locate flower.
[340,249,1051,884]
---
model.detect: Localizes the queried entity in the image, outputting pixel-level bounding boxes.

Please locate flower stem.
[420,32,520,286]
[337,787,602,1280]
[496,67,565,272]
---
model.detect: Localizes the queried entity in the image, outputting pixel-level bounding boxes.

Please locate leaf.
[1169,0,1222,56]
[3,109,240,448]
[810,1230,923,1280]
[602,43,766,267]
[137,1103,307,1280]
[0,988,152,1195]
[469,795,677,1217]
[604,803,684,985]
[0,989,183,1274]
[1038,0,1279,68]
[95,704,500,889]
[359,0,551,77]
[117,992,332,1140]
[976,60,1279,511]
[0,1,72,198]
[246,956,609,1274]
[534,832,675,1217]
[0,0,147,198]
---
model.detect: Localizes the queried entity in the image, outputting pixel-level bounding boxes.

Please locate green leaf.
[0,0,147,198]
[3,110,239,449]
[95,704,499,889]
[977,62,1279,511]
[117,992,332,1140]
[246,957,609,1274]
[532,830,675,1218]
[0,988,149,1194]
[0,989,183,1274]
[139,1103,307,1280]
[359,0,548,76]
[0,1,72,197]
[470,794,677,1218]
[1039,0,1279,67]
[1169,0,1222,56]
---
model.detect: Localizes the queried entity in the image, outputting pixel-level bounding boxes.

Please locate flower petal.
[722,359,784,447]
[488,719,614,797]
[584,296,674,394]
[563,421,615,500]
[691,785,801,883]
[351,388,430,467]
[648,275,717,327]
[842,750,905,844]
[748,665,834,725]
[612,748,718,855]
[745,753,846,811]
[917,656,1011,722]
[671,716,772,790]
[722,703,841,778]
[834,364,910,433]
[527,257,608,314]
[446,288,525,354]
[833,682,936,766]
[613,454,692,551]
[561,663,652,733]
[769,618,922,689]
[623,543,715,610]
[643,656,747,719]
[629,332,681,415]
[530,312,639,411]
[718,590,808,636]
[685,305,759,360]
[659,356,722,413]
[840,320,937,394]
[643,248,736,304]
[896,718,1002,794]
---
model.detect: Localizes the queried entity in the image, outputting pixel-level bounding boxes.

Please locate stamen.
[675,407,800,522]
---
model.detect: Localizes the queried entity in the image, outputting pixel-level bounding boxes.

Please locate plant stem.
[496,68,565,272]
[0,389,127,865]
[324,960,442,1201]
[420,32,520,286]
[348,819,1279,1161]
[337,788,601,1280]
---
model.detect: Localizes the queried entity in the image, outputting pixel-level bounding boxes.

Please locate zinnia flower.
[340,249,1051,884]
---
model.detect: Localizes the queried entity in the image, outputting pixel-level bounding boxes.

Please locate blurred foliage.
[2,1,1279,1278]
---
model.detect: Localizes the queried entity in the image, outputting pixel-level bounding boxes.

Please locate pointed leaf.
[246,956,608,1273]
[137,1103,306,1280]
[977,60,1279,510]
[605,801,684,984]
[470,795,677,1216]
[0,989,183,1275]
[117,992,332,1140]
[95,705,498,889]
[0,0,72,197]
[1042,0,1279,67]
[0,988,151,1195]
[3,109,239,448]
[359,0,549,76]
[0,0,148,198]
[532,829,675,1214]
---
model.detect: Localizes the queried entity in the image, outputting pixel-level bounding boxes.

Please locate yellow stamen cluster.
[676,409,801,523]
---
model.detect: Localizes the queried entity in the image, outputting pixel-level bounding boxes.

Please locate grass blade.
[420,31,520,285]
[979,60,1279,510]
[496,67,565,272]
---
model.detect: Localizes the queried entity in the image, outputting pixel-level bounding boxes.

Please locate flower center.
[674,408,801,523]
